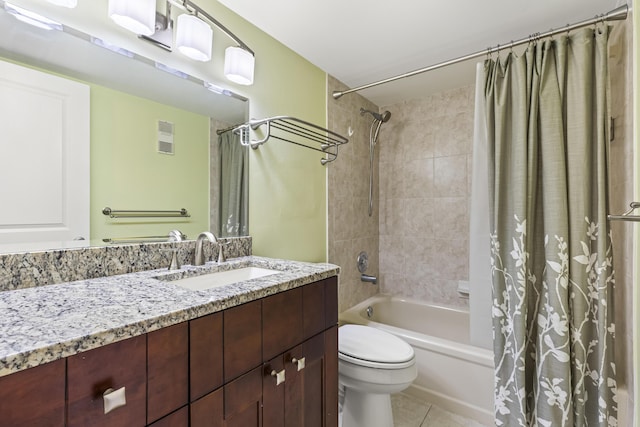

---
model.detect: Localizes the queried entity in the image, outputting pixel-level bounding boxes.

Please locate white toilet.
[338,324,417,427]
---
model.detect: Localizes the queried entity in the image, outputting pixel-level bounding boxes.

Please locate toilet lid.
[338,324,414,364]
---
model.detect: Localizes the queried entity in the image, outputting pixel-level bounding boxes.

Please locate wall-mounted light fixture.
[224,46,255,85]
[108,0,255,85]
[108,0,157,37]
[175,13,212,61]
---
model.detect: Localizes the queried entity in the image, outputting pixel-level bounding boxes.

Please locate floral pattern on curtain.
[484,27,617,426]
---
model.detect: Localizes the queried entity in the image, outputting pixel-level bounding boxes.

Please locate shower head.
[360,108,391,123]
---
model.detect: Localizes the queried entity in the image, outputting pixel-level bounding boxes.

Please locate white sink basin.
[169,267,280,291]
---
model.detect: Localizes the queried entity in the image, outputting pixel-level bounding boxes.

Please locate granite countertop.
[0,256,339,377]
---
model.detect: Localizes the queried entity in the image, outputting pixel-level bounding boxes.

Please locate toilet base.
[341,387,393,427]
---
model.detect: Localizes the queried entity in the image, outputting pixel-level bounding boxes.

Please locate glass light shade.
[224,46,255,85]
[176,14,212,62]
[46,0,78,8]
[108,0,156,36]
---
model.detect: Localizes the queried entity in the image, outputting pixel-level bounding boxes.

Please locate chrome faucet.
[168,229,184,242]
[194,231,217,266]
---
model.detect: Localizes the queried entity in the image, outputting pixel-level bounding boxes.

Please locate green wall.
[201,1,328,262]
[90,86,210,242]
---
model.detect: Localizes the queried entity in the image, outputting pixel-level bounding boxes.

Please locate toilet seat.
[339,325,414,369]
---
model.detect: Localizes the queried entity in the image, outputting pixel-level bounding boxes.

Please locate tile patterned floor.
[391,393,492,427]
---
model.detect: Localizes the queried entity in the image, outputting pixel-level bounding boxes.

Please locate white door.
[0,59,90,245]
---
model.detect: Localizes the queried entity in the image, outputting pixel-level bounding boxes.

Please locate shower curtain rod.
[332,4,629,100]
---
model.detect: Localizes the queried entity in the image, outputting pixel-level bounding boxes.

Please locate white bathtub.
[339,295,495,425]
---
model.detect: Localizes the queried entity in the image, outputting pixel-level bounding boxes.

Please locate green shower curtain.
[218,130,248,237]
[484,27,617,426]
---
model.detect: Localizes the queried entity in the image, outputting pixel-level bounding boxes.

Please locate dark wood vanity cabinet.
[262,278,339,427]
[0,275,338,427]
[67,334,147,427]
[0,358,65,427]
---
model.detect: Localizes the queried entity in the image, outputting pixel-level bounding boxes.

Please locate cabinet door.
[224,366,263,427]
[262,354,286,427]
[324,326,339,427]
[264,332,331,427]
[67,335,146,427]
[224,300,262,382]
[148,407,189,427]
[0,359,65,427]
[190,367,263,427]
[297,333,325,427]
[190,311,223,401]
[190,387,223,427]
[148,322,189,424]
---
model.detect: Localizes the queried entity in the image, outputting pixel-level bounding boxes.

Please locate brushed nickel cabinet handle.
[103,387,126,414]
[270,369,285,386]
[291,357,306,371]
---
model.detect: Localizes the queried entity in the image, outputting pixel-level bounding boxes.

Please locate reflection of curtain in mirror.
[218,131,248,237]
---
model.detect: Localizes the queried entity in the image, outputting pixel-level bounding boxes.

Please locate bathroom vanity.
[0,255,339,427]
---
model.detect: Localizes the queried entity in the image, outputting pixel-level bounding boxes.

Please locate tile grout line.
[419,404,432,427]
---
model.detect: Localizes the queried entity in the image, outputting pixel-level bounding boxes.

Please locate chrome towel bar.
[102,207,190,218]
[608,202,640,222]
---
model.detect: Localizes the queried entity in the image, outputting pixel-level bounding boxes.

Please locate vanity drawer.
[263,287,302,361]
[148,322,189,424]
[67,334,146,427]
[0,359,65,427]
[224,299,262,382]
[190,311,224,401]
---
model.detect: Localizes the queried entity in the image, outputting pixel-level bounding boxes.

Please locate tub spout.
[361,274,377,285]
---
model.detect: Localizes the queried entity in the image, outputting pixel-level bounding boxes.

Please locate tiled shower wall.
[378,86,475,308]
[327,76,380,313]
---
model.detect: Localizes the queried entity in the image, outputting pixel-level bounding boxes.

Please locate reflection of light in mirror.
[46,0,78,8]
[204,82,234,97]
[4,2,62,31]
[91,37,135,58]
[155,62,189,79]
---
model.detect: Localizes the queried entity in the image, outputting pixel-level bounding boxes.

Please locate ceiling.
[217,0,628,107]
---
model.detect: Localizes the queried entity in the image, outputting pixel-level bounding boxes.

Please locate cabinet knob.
[270,369,285,386]
[291,357,306,372]
[103,387,126,414]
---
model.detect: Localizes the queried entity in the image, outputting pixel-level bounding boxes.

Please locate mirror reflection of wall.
[0,3,249,253]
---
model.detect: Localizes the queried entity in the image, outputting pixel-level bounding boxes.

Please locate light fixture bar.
[175,0,253,55]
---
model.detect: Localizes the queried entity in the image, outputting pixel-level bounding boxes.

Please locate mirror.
[0,3,249,254]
